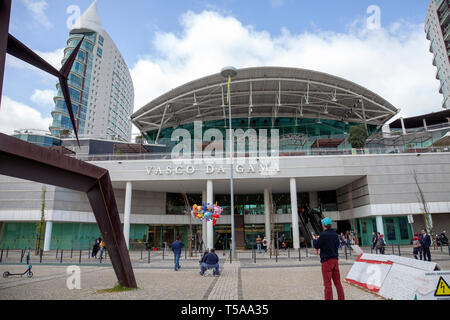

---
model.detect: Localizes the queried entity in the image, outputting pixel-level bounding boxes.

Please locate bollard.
[105,250,107,260]
[60,250,63,264]
[141,248,143,260]
[20,249,24,263]
[448,245,450,256]
[148,250,150,264]
[298,248,301,262]
[392,244,395,255]
[254,249,256,264]
[306,246,308,258]
[6,248,8,259]
[56,248,59,259]
[185,246,187,260]
[0,249,3,263]
[100,254,103,264]
[441,244,443,253]
[79,250,82,265]
[88,248,90,259]
[71,248,73,259]
[269,247,272,259]
[371,247,373,254]
[349,246,352,257]
[40,249,43,264]
[230,249,232,264]
[344,246,348,260]
[398,244,401,256]
[288,247,290,259]
[163,248,165,260]
[26,250,30,265]
[276,248,278,263]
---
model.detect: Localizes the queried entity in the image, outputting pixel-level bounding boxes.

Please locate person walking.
[99,238,106,259]
[371,232,378,251]
[420,229,432,262]
[412,233,422,260]
[91,238,100,259]
[200,248,220,276]
[376,234,386,254]
[262,236,268,253]
[256,235,262,254]
[171,235,184,271]
[313,217,345,300]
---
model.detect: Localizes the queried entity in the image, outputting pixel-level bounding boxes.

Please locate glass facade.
[12,133,61,148]
[50,32,96,137]
[356,216,413,246]
[144,117,378,152]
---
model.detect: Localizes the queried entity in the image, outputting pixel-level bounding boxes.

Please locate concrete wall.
[337,177,370,211]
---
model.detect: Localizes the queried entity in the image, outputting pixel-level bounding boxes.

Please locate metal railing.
[70,146,450,162]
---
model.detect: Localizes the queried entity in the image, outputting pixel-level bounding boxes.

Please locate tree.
[348,125,368,149]
[413,171,433,236]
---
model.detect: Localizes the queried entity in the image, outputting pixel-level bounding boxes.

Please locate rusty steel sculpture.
[0,0,137,288]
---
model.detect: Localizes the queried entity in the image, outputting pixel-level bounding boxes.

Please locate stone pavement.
[0,250,449,300]
[207,262,240,300]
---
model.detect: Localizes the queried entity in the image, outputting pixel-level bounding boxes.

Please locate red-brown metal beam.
[0,0,11,107]
[0,133,137,288]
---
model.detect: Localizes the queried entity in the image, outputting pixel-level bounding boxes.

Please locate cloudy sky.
[0,0,439,137]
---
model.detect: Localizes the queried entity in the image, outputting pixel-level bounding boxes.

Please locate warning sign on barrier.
[415,272,450,300]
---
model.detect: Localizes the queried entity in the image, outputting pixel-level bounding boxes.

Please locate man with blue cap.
[313,217,345,300]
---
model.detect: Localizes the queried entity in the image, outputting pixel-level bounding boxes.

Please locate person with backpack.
[412,233,422,260]
[262,237,268,253]
[376,234,386,254]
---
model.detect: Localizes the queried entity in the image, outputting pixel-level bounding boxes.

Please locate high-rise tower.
[49,1,134,141]
[426,0,450,109]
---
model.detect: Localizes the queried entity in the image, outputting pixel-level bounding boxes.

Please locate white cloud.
[30,89,56,108]
[130,11,441,119]
[0,96,52,135]
[270,0,284,7]
[6,47,64,72]
[21,0,53,30]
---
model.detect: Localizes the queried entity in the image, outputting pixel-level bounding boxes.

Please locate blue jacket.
[313,229,340,263]
[420,233,431,248]
[204,252,219,265]
[171,240,184,254]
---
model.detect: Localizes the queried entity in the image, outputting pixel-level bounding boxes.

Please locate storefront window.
[385,218,396,241]
[398,217,410,240]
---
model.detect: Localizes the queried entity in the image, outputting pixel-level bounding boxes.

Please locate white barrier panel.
[415,271,450,300]
[345,253,440,300]
[345,254,392,293]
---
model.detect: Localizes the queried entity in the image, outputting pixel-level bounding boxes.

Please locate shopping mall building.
[1,67,450,251]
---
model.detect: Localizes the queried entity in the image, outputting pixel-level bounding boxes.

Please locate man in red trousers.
[313,217,345,300]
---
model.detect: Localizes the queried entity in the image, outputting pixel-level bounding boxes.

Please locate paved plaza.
[0,247,449,300]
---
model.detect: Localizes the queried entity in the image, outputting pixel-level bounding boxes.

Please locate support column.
[290,178,300,249]
[43,221,53,252]
[376,216,384,237]
[202,190,207,250]
[400,117,407,135]
[264,189,271,250]
[206,180,214,250]
[123,181,132,249]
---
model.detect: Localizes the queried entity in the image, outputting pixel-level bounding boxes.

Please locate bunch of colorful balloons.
[191,203,223,226]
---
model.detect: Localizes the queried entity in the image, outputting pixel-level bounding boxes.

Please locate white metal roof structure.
[132,67,399,136]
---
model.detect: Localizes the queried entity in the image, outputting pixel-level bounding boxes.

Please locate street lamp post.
[221,66,237,259]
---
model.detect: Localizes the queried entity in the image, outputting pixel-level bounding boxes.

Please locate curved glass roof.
[132,66,399,134]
